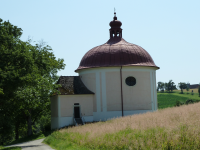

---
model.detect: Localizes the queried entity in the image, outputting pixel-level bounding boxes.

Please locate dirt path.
[6,139,54,150]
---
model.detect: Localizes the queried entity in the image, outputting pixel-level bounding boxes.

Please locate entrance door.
[74,106,80,118]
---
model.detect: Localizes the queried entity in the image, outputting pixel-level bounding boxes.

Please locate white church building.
[51,13,159,129]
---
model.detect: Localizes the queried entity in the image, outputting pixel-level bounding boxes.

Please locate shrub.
[186,99,194,105]
[175,100,184,107]
[191,90,194,95]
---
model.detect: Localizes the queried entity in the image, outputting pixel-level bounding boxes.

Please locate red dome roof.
[75,13,159,72]
[76,37,159,71]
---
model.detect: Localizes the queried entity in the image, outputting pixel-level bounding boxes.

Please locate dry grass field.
[45,102,200,149]
[174,88,199,93]
[62,102,200,135]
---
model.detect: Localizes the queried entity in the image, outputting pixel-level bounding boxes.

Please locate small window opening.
[125,77,136,86]
[112,30,115,37]
[116,30,119,37]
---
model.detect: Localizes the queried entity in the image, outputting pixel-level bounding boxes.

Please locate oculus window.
[125,77,136,86]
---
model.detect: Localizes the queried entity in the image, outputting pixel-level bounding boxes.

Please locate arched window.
[112,30,115,37]
[116,30,119,37]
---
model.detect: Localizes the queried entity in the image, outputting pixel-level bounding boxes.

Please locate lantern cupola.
[109,12,122,38]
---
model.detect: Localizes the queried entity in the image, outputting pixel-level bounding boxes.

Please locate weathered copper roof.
[56,76,94,95]
[75,13,159,72]
[76,37,159,71]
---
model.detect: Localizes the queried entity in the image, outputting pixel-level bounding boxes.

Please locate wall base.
[51,110,152,129]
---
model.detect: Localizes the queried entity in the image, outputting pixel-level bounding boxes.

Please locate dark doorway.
[74,106,80,118]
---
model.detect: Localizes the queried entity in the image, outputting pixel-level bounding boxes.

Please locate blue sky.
[1,0,200,86]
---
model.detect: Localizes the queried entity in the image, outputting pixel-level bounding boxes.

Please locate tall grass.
[44,102,200,149]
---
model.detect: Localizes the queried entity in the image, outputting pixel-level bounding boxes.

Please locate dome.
[109,12,122,28]
[109,20,122,28]
[75,13,159,72]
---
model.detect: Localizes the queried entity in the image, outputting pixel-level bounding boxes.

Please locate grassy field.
[0,146,21,150]
[44,101,200,150]
[174,88,199,93]
[158,90,200,109]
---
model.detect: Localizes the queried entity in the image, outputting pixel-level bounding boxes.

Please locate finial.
[114,8,117,20]
[114,8,116,16]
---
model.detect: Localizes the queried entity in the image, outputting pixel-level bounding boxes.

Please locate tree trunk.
[15,123,19,140]
[27,110,33,136]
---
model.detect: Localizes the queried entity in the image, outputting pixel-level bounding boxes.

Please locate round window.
[125,77,136,86]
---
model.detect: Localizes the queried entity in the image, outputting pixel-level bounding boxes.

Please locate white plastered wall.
[59,95,93,117]
[77,66,158,121]
[80,73,97,112]
[51,94,94,129]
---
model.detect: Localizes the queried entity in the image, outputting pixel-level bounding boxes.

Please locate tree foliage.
[198,84,200,97]
[186,86,190,93]
[157,80,176,92]
[178,82,187,94]
[0,18,65,144]
[0,18,33,144]
[157,82,165,92]
[167,80,176,92]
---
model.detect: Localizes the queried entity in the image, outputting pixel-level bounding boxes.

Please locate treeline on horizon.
[157,80,200,95]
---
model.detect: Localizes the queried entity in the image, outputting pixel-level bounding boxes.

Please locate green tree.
[164,80,176,92]
[157,82,162,91]
[160,82,165,92]
[11,41,65,137]
[15,42,65,136]
[164,82,169,92]
[198,84,200,97]
[186,86,190,94]
[157,82,165,92]
[0,18,35,143]
[0,18,65,141]
[168,80,176,92]
[178,82,187,94]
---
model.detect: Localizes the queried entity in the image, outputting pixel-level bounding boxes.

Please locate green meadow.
[158,90,200,109]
